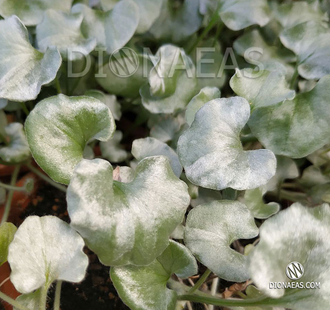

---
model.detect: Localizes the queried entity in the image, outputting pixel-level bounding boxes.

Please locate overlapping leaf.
[249,76,330,158]
[185,200,258,282]
[72,0,139,53]
[0,16,61,101]
[177,97,277,190]
[67,156,190,266]
[25,94,115,185]
[36,10,96,61]
[100,131,128,163]
[111,241,197,310]
[0,0,73,26]
[8,216,88,294]
[132,137,182,177]
[248,203,330,309]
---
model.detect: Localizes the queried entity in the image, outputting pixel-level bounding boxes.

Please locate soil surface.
[20,184,129,310]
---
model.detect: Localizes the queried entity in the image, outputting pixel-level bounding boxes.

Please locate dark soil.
[20,184,129,310]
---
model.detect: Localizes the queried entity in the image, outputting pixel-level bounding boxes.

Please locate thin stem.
[26,164,67,193]
[177,294,278,307]
[0,291,30,310]
[55,78,62,94]
[188,269,212,295]
[20,102,30,116]
[188,11,220,54]
[39,283,51,310]
[290,63,299,89]
[0,181,28,192]
[0,165,20,225]
[53,281,62,310]
[213,22,224,47]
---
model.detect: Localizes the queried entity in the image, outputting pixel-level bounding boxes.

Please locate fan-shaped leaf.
[8,216,88,294]
[0,16,61,101]
[177,97,276,190]
[36,10,96,61]
[111,241,197,310]
[249,76,330,158]
[25,94,115,185]
[248,203,330,309]
[67,156,190,266]
[185,200,258,282]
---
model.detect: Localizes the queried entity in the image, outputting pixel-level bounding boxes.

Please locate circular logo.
[286,262,304,280]
[109,47,139,77]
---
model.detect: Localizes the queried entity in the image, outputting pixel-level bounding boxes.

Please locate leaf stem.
[0,165,20,225]
[0,181,27,192]
[188,269,212,294]
[290,64,299,89]
[55,78,62,94]
[39,285,49,310]
[26,163,67,193]
[19,102,30,116]
[53,281,62,310]
[177,294,279,307]
[0,291,30,310]
[188,11,220,54]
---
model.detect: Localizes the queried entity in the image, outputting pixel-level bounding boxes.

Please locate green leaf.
[0,123,30,164]
[149,0,202,43]
[0,16,61,101]
[14,290,41,310]
[36,10,96,61]
[266,156,299,192]
[85,90,122,121]
[0,222,17,267]
[243,187,280,219]
[0,0,73,26]
[67,156,190,266]
[177,97,276,190]
[111,240,197,310]
[249,76,330,158]
[185,200,258,282]
[8,216,88,294]
[248,203,330,309]
[218,0,270,31]
[102,0,163,34]
[96,54,149,98]
[185,87,220,126]
[280,21,330,79]
[100,131,128,163]
[190,187,222,208]
[132,137,182,177]
[25,94,116,185]
[72,0,139,53]
[230,68,295,110]
[275,1,328,28]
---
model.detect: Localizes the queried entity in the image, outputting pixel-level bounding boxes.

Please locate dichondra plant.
[0,0,330,310]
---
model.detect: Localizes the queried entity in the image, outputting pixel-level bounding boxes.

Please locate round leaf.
[111,241,197,310]
[8,216,88,294]
[249,75,330,158]
[100,130,128,163]
[25,94,116,185]
[0,16,61,102]
[185,200,259,282]
[219,0,270,31]
[67,156,190,266]
[36,10,96,61]
[248,203,330,309]
[132,137,182,177]
[177,97,277,190]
